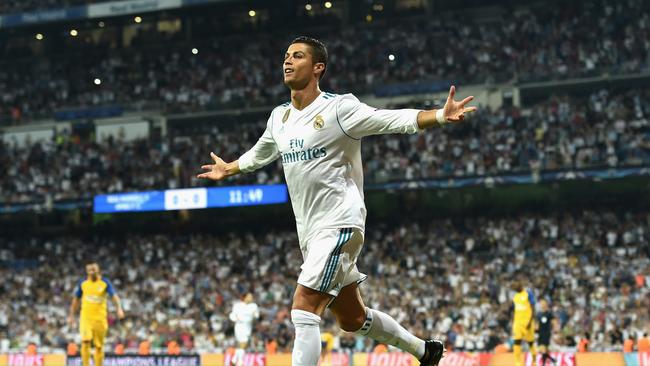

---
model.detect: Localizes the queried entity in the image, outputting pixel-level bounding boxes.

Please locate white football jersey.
[239,92,420,244]
[229,301,260,327]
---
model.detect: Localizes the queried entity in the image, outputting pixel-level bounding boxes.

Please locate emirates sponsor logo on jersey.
[282,139,327,164]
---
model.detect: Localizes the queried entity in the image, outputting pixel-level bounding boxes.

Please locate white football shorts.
[297,227,367,297]
[234,324,252,344]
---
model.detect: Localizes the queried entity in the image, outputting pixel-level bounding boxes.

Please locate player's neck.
[290,84,321,111]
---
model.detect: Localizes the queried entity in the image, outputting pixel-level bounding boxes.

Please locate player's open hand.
[443,85,477,122]
[117,308,125,320]
[197,152,228,181]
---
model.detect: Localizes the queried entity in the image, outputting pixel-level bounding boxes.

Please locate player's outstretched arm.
[112,294,125,320]
[68,297,79,327]
[197,152,241,181]
[337,84,477,138]
[416,85,477,129]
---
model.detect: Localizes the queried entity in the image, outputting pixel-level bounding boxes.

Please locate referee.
[537,299,556,366]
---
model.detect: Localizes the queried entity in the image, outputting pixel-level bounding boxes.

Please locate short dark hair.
[291,36,328,80]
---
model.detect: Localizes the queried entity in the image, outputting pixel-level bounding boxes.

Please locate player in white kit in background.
[229,293,259,366]
[198,36,477,366]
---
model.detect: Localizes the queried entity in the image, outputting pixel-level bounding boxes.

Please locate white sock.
[291,309,322,366]
[356,307,426,358]
[233,348,245,366]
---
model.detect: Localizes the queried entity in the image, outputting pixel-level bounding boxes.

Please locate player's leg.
[512,339,523,366]
[330,283,432,358]
[79,322,92,366]
[512,323,525,366]
[327,229,442,365]
[529,342,537,366]
[93,321,108,366]
[232,326,249,366]
[539,344,554,366]
[232,342,246,366]
[291,227,357,366]
[80,342,92,366]
[526,325,537,366]
[291,284,332,366]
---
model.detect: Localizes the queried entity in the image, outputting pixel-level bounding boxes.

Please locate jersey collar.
[289,92,324,116]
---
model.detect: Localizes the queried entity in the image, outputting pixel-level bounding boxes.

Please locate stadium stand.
[2,89,648,203]
[1,211,648,353]
[0,0,649,123]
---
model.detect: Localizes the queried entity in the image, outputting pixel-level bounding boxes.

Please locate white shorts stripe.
[319,228,351,291]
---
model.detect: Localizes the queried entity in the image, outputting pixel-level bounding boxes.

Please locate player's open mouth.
[284,68,294,75]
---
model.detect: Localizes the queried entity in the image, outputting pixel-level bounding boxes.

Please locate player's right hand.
[197,152,228,181]
[67,315,75,328]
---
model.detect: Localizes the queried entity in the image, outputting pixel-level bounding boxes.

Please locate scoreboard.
[93,184,288,213]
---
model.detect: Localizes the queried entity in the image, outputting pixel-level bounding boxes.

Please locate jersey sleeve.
[105,279,116,297]
[74,279,83,298]
[527,289,536,307]
[336,93,421,139]
[238,111,280,173]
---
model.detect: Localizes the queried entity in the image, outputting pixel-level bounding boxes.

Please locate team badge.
[282,109,290,123]
[313,115,324,129]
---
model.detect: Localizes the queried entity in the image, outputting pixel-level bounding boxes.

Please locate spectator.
[638,333,650,353]
[624,335,635,352]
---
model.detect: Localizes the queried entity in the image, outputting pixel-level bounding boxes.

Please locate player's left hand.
[117,308,125,320]
[443,85,477,122]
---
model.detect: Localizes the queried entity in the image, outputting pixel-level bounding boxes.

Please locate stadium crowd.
[0,210,648,353]
[1,0,649,122]
[1,88,649,203]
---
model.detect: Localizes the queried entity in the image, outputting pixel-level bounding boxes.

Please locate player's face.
[244,293,253,303]
[86,264,100,280]
[283,43,322,90]
[511,279,523,291]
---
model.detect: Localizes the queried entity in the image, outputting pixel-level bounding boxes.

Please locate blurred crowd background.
[1,211,649,353]
[2,88,649,203]
[0,0,649,122]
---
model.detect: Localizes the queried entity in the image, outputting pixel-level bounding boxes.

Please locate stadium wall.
[2,352,648,366]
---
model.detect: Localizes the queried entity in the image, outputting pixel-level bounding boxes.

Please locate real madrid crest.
[313,115,324,130]
[282,109,290,123]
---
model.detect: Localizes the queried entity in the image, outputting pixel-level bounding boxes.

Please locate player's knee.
[337,313,365,332]
[291,309,321,327]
